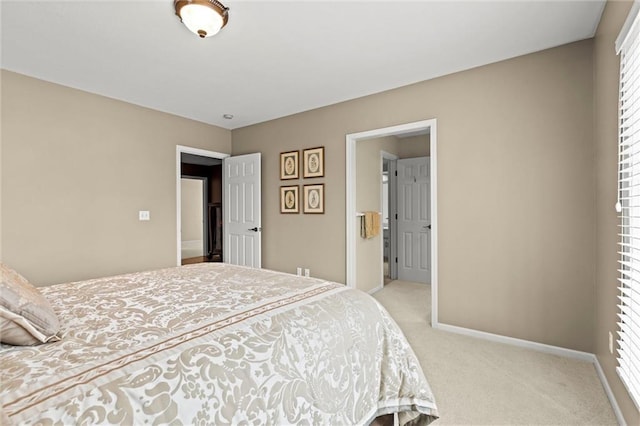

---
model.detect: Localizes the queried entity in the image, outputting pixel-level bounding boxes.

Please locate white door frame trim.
[345,118,438,326]
[176,145,229,266]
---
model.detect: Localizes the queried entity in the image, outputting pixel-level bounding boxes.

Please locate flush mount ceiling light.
[174,0,229,39]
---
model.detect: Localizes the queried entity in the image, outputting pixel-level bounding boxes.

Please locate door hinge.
[395,214,398,220]
[395,257,398,263]
[395,170,397,176]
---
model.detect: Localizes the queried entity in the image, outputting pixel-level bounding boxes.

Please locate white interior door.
[223,153,261,268]
[397,157,430,283]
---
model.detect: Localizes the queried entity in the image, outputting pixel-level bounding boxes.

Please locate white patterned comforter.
[1,263,438,425]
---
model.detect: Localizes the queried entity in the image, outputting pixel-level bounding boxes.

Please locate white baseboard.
[434,322,624,425]
[368,284,384,295]
[435,322,594,361]
[593,357,626,426]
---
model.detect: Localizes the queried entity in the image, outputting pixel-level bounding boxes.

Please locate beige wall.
[1,70,231,286]
[398,134,430,158]
[356,136,399,293]
[233,40,595,353]
[594,1,640,424]
[180,178,203,242]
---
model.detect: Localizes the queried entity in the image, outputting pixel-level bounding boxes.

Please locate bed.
[0,262,438,425]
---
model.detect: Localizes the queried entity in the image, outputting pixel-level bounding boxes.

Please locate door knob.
[423,225,431,230]
[248,227,261,232]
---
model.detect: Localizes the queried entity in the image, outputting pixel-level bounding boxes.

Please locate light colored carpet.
[373,281,617,425]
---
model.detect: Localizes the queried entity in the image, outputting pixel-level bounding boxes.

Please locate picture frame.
[280,150,299,180]
[303,184,324,214]
[280,185,299,214]
[303,147,324,178]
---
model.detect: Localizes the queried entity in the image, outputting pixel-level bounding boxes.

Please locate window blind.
[617,2,640,410]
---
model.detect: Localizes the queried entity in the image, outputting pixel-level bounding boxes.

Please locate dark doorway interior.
[181,153,223,264]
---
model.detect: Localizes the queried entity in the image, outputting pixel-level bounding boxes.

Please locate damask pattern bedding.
[0,263,438,425]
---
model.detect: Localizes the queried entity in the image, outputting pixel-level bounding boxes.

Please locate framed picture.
[280,185,299,214]
[303,147,324,178]
[303,184,324,214]
[280,151,299,180]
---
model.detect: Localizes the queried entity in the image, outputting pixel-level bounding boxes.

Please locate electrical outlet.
[304,268,310,277]
[139,210,150,221]
[296,267,302,276]
[609,331,614,354]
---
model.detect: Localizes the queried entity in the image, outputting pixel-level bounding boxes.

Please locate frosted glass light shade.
[175,0,229,38]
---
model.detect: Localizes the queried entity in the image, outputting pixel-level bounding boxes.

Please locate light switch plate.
[139,211,150,221]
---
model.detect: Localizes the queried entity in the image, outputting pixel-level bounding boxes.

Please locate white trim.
[345,119,438,327]
[616,0,640,54]
[594,358,626,426]
[176,145,229,266]
[429,121,438,327]
[346,137,357,287]
[178,145,228,159]
[435,322,594,361]
[368,284,384,295]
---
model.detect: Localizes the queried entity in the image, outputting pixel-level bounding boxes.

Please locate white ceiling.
[1,0,605,130]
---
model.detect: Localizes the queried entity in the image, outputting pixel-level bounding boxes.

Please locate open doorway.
[346,119,438,326]
[176,146,229,266]
[180,154,222,265]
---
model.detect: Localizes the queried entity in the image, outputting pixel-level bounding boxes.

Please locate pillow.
[0,263,61,345]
